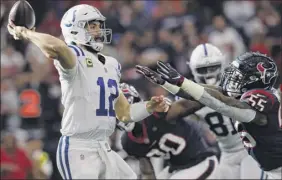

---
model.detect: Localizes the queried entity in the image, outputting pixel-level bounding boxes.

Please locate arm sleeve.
[53,45,84,81]
[199,90,256,122]
[178,78,257,123]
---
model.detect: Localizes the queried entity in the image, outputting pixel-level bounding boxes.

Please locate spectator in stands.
[0,132,33,179]
[208,15,246,64]
[25,137,53,179]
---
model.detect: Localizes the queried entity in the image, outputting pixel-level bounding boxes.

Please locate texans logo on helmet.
[256,62,276,84]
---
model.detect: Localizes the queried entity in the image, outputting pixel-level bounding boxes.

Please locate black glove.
[136,65,165,85]
[157,61,184,87]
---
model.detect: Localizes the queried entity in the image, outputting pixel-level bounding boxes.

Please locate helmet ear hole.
[71,31,78,35]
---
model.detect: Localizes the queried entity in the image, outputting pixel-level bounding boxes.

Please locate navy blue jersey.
[237,89,282,171]
[121,112,217,170]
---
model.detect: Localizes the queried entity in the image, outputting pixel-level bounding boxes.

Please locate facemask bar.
[220,65,246,97]
[193,62,222,85]
[77,19,112,45]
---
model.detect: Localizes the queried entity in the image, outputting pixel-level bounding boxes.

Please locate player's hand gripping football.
[156,61,185,87]
[7,21,35,40]
[146,96,167,113]
[136,65,165,85]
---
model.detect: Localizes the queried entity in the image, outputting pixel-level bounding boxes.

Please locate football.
[8,0,35,29]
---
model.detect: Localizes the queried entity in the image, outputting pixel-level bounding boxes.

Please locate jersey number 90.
[96,77,119,117]
[146,133,186,158]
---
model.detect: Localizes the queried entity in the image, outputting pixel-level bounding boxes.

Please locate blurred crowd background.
[0,0,281,179]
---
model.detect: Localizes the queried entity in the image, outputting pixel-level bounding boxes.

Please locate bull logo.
[256,62,277,84]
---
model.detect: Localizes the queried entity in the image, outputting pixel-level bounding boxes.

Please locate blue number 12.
[96,77,119,117]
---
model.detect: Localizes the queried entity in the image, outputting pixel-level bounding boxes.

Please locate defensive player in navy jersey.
[117,83,220,179]
[136,52,282,179]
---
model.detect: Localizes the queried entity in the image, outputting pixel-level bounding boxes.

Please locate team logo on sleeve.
[86,58,93,67]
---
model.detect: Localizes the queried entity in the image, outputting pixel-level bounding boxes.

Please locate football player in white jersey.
[188,44,263,179]
[7,4,167,179]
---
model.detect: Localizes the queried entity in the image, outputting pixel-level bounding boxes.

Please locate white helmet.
[60,4,112,52]
[189,43,225,85]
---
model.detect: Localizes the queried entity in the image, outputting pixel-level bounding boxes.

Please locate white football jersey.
[195,107,244,152]
[54,44,121,140]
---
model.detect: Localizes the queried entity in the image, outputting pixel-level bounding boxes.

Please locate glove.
[136,65,165,85]
[157,61,184,87]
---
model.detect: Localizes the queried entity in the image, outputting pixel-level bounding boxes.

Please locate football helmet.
[119,83,142,104]
[220,52,278,98]
[60,4,112,52]
[116,83,142,132]
[189,43,225,85]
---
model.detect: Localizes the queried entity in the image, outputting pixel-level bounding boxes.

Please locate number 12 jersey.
[54,45,121,140]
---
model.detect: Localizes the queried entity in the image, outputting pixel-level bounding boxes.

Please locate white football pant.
[264,167,282,180]
[56,136,137,179]
[157,155,218,179]
[240,155,267,179]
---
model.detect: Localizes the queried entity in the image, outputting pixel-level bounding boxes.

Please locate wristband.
[162,82,180,95]
[180,78,204,100]
[129,102,152,122]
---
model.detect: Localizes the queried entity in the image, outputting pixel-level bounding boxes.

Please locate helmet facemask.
[194,64,222,85]
[220,66,246,98]
[220,65,271,98]
[82,20,112,51]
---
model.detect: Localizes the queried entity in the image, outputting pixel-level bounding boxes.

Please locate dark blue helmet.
[220,52,278,98]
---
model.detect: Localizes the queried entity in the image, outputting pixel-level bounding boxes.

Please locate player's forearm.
[22,29,75,68]
[165,99,204,121]
[116,101,152,123]
[22,29,63,59]
[161,82,195,100]
[164,78,256,122]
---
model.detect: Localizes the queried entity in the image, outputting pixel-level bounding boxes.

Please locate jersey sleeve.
[53,44,84,81]
[240,89,280,114]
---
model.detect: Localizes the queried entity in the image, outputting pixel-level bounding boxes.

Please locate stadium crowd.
[0,0,281,179]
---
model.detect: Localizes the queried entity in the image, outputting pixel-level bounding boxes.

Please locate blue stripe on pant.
[59,136,72,180]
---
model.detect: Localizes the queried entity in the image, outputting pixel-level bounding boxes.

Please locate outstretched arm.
[136,63,267,125]
[155,61,267,125]
[135,65,204,121]
[164,98,204,121]
[7,23,76,69]
[115,91,167,123]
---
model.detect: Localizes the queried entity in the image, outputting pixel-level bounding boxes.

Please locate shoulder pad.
[240,89,280,113]
[67,44,85,57]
